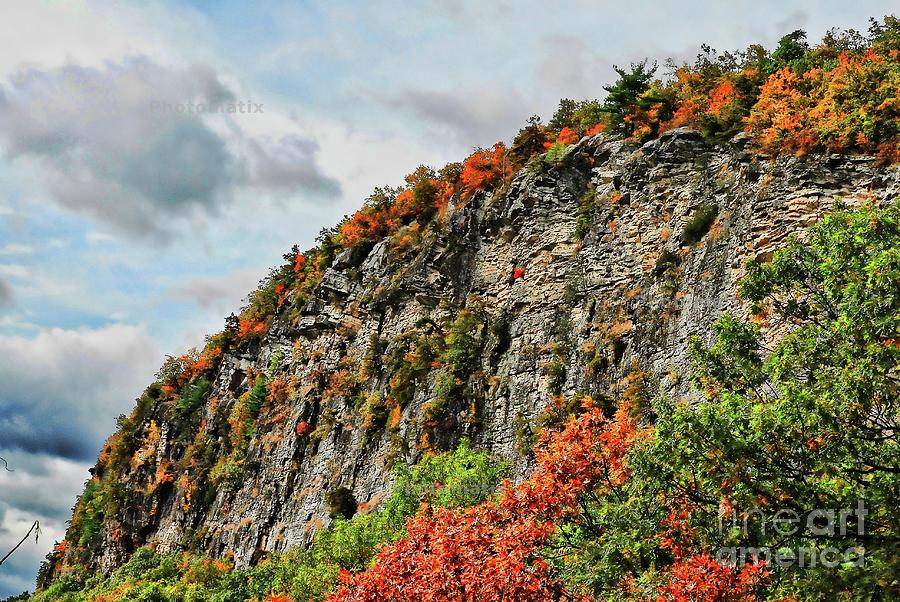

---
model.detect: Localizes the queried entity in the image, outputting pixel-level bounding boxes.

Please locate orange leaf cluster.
[293,252,307,273]
[586,122,606,136]
[745,67,808,151]
[653,554,768,602]
[744,51,899,156]
[238,317,269,340]
[460,143,510,199]
[556,127,580,145]
[543,127,582,150]
[339,205,392,248]
[166,346,222,389]
[707,79,739,118]
[340,170,458,249]
[329,502,566,602]
[657,509,699,559]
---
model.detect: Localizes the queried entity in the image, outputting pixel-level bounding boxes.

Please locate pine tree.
[600,60,659,136]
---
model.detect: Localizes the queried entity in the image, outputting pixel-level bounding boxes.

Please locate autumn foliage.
[327,402,644,601]
[43,19,900,602]
[555,126,581,145]
[176,20,900,363]
[321,390,781,602]
[598,25,900,159]
[328,503,566,602]
[217,21,900,360]
[652,555,769,602]
[338,166,459,249]
[238,317,269,339]
[460,143,511,199]
[586,122,606,136]
[499,20,895,164]
[746,50,900,158]
[338,206,390,248]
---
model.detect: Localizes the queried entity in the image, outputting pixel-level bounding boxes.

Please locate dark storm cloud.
[0,324,160,461]
[0,58,339,242]
[0,325,157,596]
[0,450,88,597]
[0,453,86,522]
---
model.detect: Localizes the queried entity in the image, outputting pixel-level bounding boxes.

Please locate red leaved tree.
[652,554,768,602]
[327,401,643,602]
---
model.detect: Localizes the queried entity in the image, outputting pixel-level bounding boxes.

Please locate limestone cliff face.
[76,129,900,575]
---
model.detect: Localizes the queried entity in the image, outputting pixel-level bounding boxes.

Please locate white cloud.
[169,267,265,315]
[0,1,195,77]
[0,313,37,331]
[535,34,616,106]
[304,118,451,211]
[85,231,117,245]
[0,264,30,279]
[0,244,34,255]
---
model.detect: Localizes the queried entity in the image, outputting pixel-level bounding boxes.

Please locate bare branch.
[0,521,40,568]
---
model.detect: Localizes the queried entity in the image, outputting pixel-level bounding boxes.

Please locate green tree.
[600,60,661,136]
[665,203,900,598]
[771,29,810,71]
[28,441,508,602]
[509,115,551,167]
[548,98,579,131]
[869,15,900,53]
[551,204,900,600]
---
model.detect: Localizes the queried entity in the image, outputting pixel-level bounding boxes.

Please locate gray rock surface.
[85,131,900,573]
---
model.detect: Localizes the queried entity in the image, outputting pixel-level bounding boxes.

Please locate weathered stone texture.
[90,131,900,573]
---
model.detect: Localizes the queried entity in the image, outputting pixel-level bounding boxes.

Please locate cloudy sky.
[0,0,894,595]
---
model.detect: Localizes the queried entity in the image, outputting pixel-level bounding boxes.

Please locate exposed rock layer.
[85,130,900,573]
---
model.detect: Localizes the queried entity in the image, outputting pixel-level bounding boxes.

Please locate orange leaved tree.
[460,143,511,200]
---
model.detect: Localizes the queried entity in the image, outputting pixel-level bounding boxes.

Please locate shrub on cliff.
[681,203,718,244]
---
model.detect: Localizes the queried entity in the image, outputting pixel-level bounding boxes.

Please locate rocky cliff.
[59,128,900,577]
